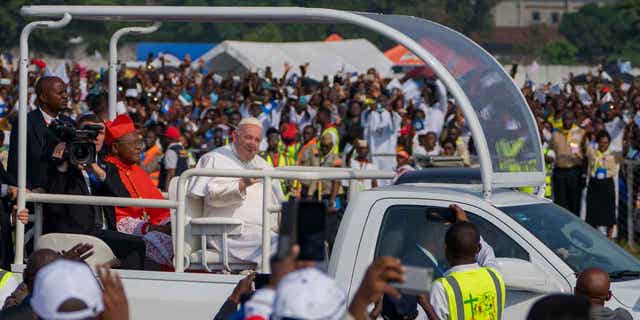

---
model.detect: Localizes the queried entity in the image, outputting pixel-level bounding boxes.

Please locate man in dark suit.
[0,162,17,269]
[45,113,146,270]
[7,76,71,191]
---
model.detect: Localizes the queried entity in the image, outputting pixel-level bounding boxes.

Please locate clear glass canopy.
[19,6,545,183]
[360,13,543,175]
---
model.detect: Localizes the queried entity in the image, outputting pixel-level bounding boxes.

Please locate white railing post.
[261,176,272,273]
[108,22,161,120]
[173,168,394,272]
[15,12,72,269]
[176,174,188,272]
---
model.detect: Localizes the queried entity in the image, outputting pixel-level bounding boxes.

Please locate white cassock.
[363,109,400,185]
[419,79,448,138]
[289,107,316,130]
[188,144,284,264]
[349,159,379,191]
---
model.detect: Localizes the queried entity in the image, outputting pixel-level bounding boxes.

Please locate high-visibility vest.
[495,137,525,172]
[283,143,300,166]
[0,269,14,290]
[321,126,340,155]
[543,147,553,198]
[264,152,298,199]
[143,144,162,187]
[436,267,505,320]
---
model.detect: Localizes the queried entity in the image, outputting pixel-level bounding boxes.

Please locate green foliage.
[541,41,578,65]
[0,0,499,56]
[559,2,640,64]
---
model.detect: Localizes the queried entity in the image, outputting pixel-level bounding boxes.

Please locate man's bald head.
[575,267,611,306]
[35,77,63,95]
[445,222,481,265]
[24,249,62,290]
[35,76,68,113]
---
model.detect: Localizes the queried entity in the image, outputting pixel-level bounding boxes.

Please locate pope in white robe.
[188,118,284,265]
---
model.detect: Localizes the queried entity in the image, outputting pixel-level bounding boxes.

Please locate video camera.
[49,120,102,166]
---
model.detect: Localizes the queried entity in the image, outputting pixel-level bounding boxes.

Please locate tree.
[559,3,634,63]
[541,41,578,65]
[0,0,500,56]
[445,0,500,37]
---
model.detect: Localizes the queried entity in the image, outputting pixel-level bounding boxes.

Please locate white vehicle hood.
[611,279,640,314]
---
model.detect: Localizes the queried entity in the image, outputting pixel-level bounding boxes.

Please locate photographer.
[45,113,146,270]
[8,76,71,191]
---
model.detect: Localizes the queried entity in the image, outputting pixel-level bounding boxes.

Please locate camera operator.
[8,76,72,191]
[45,113,146,270]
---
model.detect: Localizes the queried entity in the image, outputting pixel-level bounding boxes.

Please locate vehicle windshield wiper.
[608,270,640,279]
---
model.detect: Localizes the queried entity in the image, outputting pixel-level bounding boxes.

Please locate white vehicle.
[333,170,640,319]
[10,5,640,320]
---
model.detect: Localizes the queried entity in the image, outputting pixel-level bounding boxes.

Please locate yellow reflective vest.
[262,151,298,199]
[321,126,340,155]
[0,269,14,290]
[543,146,553,198]
[436,267,505,320]
[495,137,525,172]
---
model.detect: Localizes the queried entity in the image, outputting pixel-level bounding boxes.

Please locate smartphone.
[254,273,271,290]
[391,266,434,295]
[276,199,327,261]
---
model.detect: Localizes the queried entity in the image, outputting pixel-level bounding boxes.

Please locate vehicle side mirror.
[496,258,557,293]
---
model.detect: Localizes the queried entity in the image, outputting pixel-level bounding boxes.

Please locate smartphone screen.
[254,273,271,290]
[391,266,434,295]
[276,199,298,260]
[296,201,327,261]
[276,199,327,261]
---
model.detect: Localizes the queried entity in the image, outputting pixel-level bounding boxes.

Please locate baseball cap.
[31,260,104,320]
[272,268,346,320]
[282,123,298,140]
[165,126,181,140]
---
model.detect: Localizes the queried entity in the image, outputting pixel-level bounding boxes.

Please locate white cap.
[125,88,139,98]
[238,117,263,130]
[272,268,346,320]
[243,288,275,320]
[31,260,104,320]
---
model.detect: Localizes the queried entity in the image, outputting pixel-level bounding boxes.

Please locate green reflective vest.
[437,267,505,320]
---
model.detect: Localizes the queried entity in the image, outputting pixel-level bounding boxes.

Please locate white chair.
[36,233,117,269]
[168,177,255,272]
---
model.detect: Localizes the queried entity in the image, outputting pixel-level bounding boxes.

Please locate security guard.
[260,128,291,169]
[317,107,340,155]
[422,205,505,320]
[158,126,189,192]
[495,126,540,194]
[495,136,525,172]
[542,142,555,198]
[260,128,294,197]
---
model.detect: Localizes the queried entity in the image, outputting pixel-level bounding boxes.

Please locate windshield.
[501,203,640,278]
[357,13,543,176]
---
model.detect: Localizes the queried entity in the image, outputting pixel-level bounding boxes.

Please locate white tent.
[195,39,392,80]
[125,53,182,69]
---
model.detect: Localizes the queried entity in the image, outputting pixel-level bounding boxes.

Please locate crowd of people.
[0,52,638,319]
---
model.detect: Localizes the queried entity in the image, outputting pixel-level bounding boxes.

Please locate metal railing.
[623,160,640,247]
[17,167,394,273]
